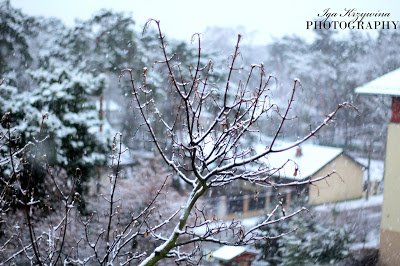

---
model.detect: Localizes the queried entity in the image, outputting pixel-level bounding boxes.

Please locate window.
[227,198,243,214]
[248,196,266,211]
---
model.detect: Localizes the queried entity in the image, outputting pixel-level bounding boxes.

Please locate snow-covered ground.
[240,195,384,253]
[351,229,380,250]
[314,194,382,212]
[238,195,383,230]
[314,195,383,251]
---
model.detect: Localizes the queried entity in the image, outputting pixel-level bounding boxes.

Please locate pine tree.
[0,0,36,75]
[0,62,111,208]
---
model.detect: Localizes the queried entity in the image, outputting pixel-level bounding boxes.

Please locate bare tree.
[118,19,348,265]
[0,21,351,265]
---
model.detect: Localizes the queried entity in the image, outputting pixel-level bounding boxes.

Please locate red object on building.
[229,252,257,266]
[211,246,258,266]
[391,97,400,123]
[295,146,302,157]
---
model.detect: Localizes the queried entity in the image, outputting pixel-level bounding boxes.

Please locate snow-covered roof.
[354,68,400,96]
[212,246,247,261]
[355,158,384,182]
[257,143,343,180]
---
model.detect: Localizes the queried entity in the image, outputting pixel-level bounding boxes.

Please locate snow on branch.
[119,21,349,265]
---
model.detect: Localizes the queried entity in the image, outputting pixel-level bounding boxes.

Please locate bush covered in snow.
[255,203,353,265]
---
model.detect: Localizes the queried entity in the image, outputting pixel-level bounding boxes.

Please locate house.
[261,143,364,205]
[355,67,400,265]
[206,143,364,220]
[205,246,258,266]
[355,157,384,197]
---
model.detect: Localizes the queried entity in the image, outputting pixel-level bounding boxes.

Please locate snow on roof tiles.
[257,143,343,180]
[355,68,400,96]
[355,158,384,182]
[212,246,247,261]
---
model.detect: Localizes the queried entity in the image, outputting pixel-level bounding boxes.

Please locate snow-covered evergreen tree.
[0,63,111,207]
[0,0,35,75]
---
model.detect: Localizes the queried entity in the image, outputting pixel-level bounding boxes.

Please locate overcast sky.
[11,0,400,45]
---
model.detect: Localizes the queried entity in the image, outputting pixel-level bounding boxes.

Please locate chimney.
[391,97,400,123]
[295,146,302,157]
